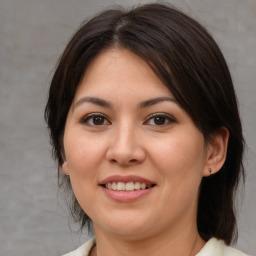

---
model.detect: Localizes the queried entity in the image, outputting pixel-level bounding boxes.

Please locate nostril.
[109,158,138,165]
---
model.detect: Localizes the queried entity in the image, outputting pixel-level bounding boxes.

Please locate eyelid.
[144,112,176,125]
[80,112,111,126]
[79,112,175,126]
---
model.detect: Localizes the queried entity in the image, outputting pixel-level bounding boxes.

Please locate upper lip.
[99,175,156,185]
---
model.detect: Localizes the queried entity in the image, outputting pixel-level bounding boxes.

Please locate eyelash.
[80,113,175,127]
[144,113,175,126]
[80,113,111,126]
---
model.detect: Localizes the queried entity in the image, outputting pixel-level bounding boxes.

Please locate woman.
[45,3,249,256]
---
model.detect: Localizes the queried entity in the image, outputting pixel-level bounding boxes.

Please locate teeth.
[117,182,126,191]
[134,182,141,190]
[125,182,134,191]
[112,182,117,190]
[105,182,150,191]
[140,183,146,189]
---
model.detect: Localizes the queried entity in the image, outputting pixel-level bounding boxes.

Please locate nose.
[106,124,146,166]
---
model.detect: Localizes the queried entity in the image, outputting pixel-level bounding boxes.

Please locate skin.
[62,48,229,256]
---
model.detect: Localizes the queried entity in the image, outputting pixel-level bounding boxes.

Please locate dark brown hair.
[45,3,244,244]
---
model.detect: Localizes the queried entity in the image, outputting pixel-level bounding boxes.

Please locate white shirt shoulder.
[62,237,250,256]
[62,237,95,256]
[196,237,250,256]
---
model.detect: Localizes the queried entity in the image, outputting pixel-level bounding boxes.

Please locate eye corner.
[144,113,176,127]
[79,113,111,127]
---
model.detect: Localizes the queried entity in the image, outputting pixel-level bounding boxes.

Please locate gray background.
[0,0,255,255]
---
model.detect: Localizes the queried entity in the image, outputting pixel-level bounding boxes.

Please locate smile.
[99,175,156,201]
[103,182,155,191]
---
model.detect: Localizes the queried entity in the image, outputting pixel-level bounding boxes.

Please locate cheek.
[148,133,206,216]
[64,132,105,178]
[63,132,105,213]
[148,132,206,181]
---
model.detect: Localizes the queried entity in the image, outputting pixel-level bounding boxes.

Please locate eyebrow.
[139,97,177,108]
[73,96,177,109]
[73,97,112,109]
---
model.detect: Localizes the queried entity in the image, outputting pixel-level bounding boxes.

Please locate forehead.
[74,48,173,101]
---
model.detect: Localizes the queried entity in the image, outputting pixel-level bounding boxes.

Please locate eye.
[80,113,111,126]
[144,113,175,126]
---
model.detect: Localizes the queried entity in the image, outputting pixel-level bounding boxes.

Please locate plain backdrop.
[0,0,255,255]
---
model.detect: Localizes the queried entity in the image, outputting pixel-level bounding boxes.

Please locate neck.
[92,223,205,256]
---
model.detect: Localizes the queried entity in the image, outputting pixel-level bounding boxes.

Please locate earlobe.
[62,161,69,175]
[203,127,229,177]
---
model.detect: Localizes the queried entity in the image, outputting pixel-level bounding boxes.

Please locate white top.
[62,237,250,256]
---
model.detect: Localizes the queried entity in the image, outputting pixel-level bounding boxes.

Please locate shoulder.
[197,237,251,256]
[62,237,96,256]
[223,245,251,256]
[62,237,251,256]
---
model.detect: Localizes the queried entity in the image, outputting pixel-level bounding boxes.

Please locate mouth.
[99,175,156,192]
[101,182,156,191]
[99,175,156,202]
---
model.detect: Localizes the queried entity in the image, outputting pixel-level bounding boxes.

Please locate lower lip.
[101,186,155,202]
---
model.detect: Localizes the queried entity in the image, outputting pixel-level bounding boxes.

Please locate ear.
[62,161,69,175]
[203,127,229,177]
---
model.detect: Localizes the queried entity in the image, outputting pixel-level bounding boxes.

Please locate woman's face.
[62,48,211,240]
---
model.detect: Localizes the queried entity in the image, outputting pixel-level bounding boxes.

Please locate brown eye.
[153,116,166,125]
[81,114,111,126]
[144,113,175,126]
[92,116,105,125]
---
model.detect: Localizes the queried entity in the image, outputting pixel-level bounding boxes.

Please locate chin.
[93,213,155,239]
